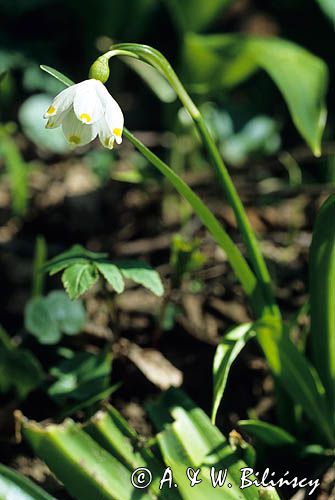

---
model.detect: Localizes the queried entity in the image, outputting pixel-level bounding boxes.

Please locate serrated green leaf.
[183,33,328,155]
[96,263,125,294]
[0,464,54,500]
[43,244,108,275]
[45,291,86,335]
[238,420,297,447]
[212,323,255,424]
[115,260,164,296]
[62,263,99,300]
[24,297,61,344]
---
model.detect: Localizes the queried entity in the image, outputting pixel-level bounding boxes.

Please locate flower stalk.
[95,44,279,319]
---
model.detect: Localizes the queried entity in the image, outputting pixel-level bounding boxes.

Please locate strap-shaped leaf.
[238,420,297,447]
[0,464,54,500]
[212,323,255,424]
[309,194,335,419]
[256,318,335,446]
[22,417,151,500]
[149,388,279,500]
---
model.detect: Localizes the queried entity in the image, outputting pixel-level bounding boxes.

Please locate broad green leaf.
[24,297,60,344]
[45,291,86,335]
[48,351,111,403]
[18,94,69,154]
[316,0,335,22]
[22,418,150,500]
[309,195,335,418]
[0,464,54,500]
[149,388,279,500]
[238,420,297,447]
[255,318,335,446]
[0,346,44,399]
[212,323,255,424]
[116,260,164,296]
[182,33,328,155]
[95,263,125,294]
[85,406,175,499]
[62,263,99,300]
[164,0,232,32]
[25,292,86,343]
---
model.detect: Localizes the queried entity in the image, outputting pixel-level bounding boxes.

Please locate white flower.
[44,79,123,149]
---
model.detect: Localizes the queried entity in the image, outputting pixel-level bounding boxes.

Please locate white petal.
[45,108,70,129]
[104,97,124,145]
[43,85,76,118]
[73,80,103,125]
[61,108,97,146]
[96,116,115,149]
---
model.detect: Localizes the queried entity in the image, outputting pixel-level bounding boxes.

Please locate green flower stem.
[124,127,265,316]
[104,44,280,319]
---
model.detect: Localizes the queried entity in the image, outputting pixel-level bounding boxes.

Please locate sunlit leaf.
[62,263,99,300]
[95,263,125,294]
[212,323,255,423]
[116,260,164,296]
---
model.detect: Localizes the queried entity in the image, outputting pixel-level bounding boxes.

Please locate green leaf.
[96,263,125,294]
[44,244,163,298]
[48,351,111,404]
[148,388,279,500]
[123,58,176,103]
[85,406,174,499]
[40,65,74,87]
[19,94,69,154]
[24,297,61,344]
[316,0,335,22]
[309,195,335,418]
[0,346,44,399]
[164,0,232,32]
[22,418,151,500]
[115,260,164,296]
[25,292,86,343]
[238,420,297,447]
[0,464,54,500]
[255,317,335,446]
[62,263,99,300]
[45,291,86,335]
[212,323,255,424]
[43,244,108,275]
[182,33,328,155]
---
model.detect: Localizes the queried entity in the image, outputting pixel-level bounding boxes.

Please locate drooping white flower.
[44,79,124,149]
